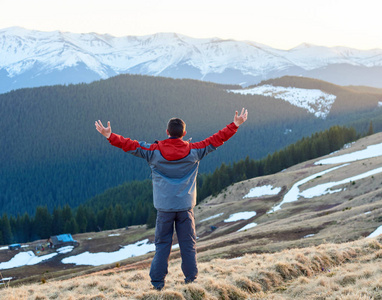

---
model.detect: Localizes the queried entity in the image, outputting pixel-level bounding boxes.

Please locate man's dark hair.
[167,118,186,138]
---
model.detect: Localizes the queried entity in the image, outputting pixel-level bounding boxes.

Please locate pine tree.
[114,204,125,228]
[9,215,17,242]
[62,204,73,226]
[104,206,117,230]
[85,208,97,232]
[75,205,88,233]
[217,163,230,190]
[146,209,156,229]
[96,209,107,231]
[33,206,52,239]
[1,213,14,244]
[52,207,64,235]
[63,217,79,235]
[367,121,374,136]
[21,212,32,243]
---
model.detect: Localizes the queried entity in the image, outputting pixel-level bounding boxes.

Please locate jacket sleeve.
[191,122,238,160]
[107,133,156,162]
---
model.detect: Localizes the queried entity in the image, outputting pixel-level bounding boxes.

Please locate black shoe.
[185,278,197,284]
[152,282,164,291]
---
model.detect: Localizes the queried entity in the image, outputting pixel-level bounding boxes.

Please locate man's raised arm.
[190,108,248,160]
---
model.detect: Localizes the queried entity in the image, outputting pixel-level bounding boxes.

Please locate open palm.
[95,120,111,138]
[234,108,248,126]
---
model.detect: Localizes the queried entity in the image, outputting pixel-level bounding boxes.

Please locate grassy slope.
[2,236,381,299]
[2,132,382,299]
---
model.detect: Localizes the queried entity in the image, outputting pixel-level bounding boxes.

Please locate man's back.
[107,122,239,211]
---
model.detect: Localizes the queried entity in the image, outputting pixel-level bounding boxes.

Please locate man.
[95,108,248,290]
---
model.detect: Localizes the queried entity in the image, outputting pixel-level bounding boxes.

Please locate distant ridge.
[1,27,382,93]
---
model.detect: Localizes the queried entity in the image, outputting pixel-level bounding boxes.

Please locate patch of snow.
[0,251,57,270]
[243,185,281,198]
[57,246,74,254]
[229,257,243,260]
[0,246,8,250]
[0,277,12,281]
[224,211,257,222]
[200,213,224,222]
[0,277,12,285]
[237,223,257,232]
[378,101,382,107]
[367,225,382,238]
[61,239,155,266]
[342,142,355,149]
[228,85,336,119]
[172,244,179,250]
[364,211,372,215]
[315,142,382,165]
[300,166,382,199]
[268,164,348,213]
[108,234,120,237]
[304,234,315,238]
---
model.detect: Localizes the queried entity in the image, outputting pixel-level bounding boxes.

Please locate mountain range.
[1,27,382,94]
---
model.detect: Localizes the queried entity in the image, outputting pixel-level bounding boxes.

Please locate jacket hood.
[158,138,190,161]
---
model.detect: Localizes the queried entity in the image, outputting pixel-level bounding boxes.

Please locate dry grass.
[2,236,381,300]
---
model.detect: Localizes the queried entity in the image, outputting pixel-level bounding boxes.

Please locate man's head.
[167,118,186,138]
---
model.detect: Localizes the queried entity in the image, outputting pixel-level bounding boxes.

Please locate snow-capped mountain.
[1,27,382,94]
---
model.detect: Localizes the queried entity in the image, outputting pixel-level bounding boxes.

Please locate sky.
[0,0,381,50]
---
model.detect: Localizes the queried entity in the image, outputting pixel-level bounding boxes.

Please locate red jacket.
[108,122,238,211]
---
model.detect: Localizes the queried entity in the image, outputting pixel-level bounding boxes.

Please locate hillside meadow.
[1,235,381,299]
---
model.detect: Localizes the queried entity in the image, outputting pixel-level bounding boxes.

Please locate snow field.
[200,213,224,222]
[237,223,257,232]
[300,167,382,199]
[57,246,74,254]
[224,211,257,222]
[228,85,336,118]
[367,226,382,238]
[0,251,58,270]
[243,185,281,198]
[315,142,382,165]
[268,164,348,213]
[61,239,155,266]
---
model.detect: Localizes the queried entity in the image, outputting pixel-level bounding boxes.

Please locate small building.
[48,234,79,248]
[8,243,21,250]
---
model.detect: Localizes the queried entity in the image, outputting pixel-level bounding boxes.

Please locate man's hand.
[233,108,248,127]
[95,120,112,139]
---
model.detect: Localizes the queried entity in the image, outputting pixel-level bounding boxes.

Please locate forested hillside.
[1,74,382,216]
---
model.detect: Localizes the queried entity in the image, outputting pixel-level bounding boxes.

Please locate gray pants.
[149,209,198,289]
